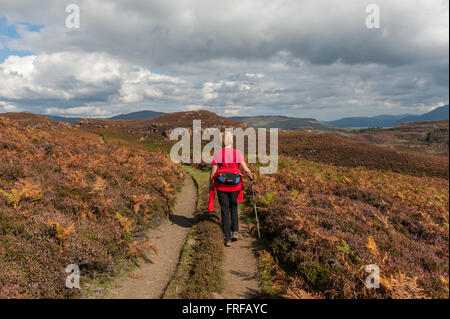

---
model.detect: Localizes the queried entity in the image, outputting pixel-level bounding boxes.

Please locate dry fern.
[381,272,428,299]
[48,220,74,253]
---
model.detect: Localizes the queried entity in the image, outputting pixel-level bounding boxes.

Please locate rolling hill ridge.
[9,104,447,130]
[326,105,449,128]
[230,115,336,130]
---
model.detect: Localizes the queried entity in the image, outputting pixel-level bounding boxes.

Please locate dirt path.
[220,213,262,299]
[107,175,197,299]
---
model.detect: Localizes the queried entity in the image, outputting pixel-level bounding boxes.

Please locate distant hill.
[148,110,243,129]
[399,105,449,124]
[0,112,70,129]
[335,120,449,157]
[74,110,245,138]
[129,110,245,137]
[326,114,412,128]
[327,105,449,128]
[44,110,164,123]
[6,105,448,129]
[230,115,336,131]
[109,110,164,120]
[0,111,52,122]
[279,130,448,178]
[46,115,82,123]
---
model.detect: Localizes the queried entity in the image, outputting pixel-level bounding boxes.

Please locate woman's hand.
[240,162,253,181]
[209,164,218,191]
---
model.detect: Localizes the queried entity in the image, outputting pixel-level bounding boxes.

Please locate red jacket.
[208,167,244,212]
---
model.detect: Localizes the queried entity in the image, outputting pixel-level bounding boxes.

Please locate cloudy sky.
[0,0,448,120]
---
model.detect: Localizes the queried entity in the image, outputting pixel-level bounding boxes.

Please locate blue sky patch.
[0,16,41,62]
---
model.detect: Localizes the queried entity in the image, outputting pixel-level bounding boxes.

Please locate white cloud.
[245,73,264,79]
[183,104,205,111]
[202,73,264,103]
[3,0,447,67]
[0,0,447,119]
[0,102,20,112]
[223,105,254,116]
[45,106,110,117]
[223,109,241,116]
[0,51,187,116]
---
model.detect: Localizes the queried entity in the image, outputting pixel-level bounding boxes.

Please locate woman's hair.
[222,131,234,148]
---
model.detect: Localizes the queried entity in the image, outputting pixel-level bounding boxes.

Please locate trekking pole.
[250,179,261,240]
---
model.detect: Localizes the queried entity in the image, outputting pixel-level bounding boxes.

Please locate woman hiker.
[208,131,254,247]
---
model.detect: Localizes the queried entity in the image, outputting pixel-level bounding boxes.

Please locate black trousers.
[217,190,240,241]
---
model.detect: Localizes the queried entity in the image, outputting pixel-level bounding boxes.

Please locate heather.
[245,155,449,298]
[0,116,182,298]
[278,132,448,179]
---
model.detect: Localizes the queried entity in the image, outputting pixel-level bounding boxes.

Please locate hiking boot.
[224,240,231,247]
[231,232,239,242]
